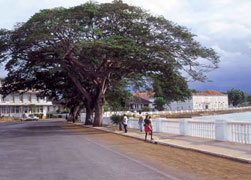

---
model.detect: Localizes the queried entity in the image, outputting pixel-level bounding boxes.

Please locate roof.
[128,96,152,105]
[132,91,155,100]
[193,90,226,96]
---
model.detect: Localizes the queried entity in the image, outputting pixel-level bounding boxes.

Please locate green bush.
[62,109,70,113]
[142,107,150,112]
[46,113,53,119]
[110,114,123,125]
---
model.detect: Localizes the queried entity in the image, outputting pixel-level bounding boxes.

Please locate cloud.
[207,22,251,39]
[247,42,251,49]
[212,45,242,58]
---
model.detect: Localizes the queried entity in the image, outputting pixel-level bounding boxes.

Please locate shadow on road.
[0,121,110,139]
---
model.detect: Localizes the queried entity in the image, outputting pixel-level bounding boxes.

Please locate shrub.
[142,107,150,112]
[110,114,123,125]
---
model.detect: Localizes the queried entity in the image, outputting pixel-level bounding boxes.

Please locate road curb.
[72,123,251,164]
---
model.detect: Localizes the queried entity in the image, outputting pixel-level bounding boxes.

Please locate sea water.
[192,111,251,122]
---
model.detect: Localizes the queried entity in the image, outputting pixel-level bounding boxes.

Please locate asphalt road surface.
[1,120,251,180]
[0,120,181,180]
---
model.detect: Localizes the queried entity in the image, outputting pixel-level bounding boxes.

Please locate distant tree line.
[227,88,251,107]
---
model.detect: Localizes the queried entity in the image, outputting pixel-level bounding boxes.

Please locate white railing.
[228,122,251,144]
[99,116,251,145]
[188,121,215,139]
[161,120,180,134]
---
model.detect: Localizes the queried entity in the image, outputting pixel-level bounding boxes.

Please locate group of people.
[139,113,153,141]
[122,113,153,141]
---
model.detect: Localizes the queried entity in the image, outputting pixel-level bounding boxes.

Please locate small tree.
[110,114,123,130]
[227,89,245,106]
[154,97,166,111]
[152,72,192,104]
[142,106,150,112]
[246,95,251,105]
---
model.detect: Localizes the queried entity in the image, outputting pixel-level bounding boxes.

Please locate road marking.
[84,137,180,180]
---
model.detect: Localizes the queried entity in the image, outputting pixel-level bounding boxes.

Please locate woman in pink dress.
[144,115,153,141]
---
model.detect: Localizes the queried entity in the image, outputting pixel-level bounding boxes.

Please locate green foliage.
[105,80,131,111]
[62,109,70,113]
[142,106,150,112]
[104,103,110,112]
[154,97,166,111]
[246,95,251,105]
[152,70,191,104]
[190,89,197,93]
[227,89,245,106]
[110,114,123,125]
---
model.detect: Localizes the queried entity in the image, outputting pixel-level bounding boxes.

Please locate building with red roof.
[129,91,155,111]
[169,90,228,111]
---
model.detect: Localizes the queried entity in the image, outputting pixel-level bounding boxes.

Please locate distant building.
[129,91,155,111]
[168,90,228,111]
[0,79,58,118]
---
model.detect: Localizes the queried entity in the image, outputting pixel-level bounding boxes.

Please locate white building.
[0,79,57,118]
[168,90,228,111]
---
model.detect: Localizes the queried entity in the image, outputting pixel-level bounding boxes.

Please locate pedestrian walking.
[123,114,128,133]
[138,112,144,132]
[144,115,153,141]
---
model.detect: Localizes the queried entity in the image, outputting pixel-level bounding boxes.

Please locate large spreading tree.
[0,0,219,126]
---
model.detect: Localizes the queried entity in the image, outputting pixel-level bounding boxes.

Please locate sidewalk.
[90,125,251,164]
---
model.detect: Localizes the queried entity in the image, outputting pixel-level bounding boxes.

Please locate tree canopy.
[154,97,166,111]
[0,0,219,126]
[227,89,245,106]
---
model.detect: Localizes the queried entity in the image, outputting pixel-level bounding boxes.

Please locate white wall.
[193,95,228,110]
[169,98,193,111]
[169,95,228,111]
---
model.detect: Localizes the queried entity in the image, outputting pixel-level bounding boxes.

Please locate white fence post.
[180,119,188,136]
[155,118,163,132]
[215,120,228,141]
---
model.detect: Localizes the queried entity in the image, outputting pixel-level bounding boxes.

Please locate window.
[12,95,15,103]
[37,96,40,103]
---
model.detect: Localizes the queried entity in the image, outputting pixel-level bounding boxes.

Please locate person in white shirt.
[123,114,128,133]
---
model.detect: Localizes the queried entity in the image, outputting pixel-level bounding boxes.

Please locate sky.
[0,0,251,93]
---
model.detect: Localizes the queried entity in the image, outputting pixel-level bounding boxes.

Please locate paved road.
[0,120,180,180]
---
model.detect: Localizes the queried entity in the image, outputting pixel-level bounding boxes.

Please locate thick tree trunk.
[119,123,122,131]
[72,105,80,123]
[93,99,104,127]
[69,105,80,123]
[85,106,94,125]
